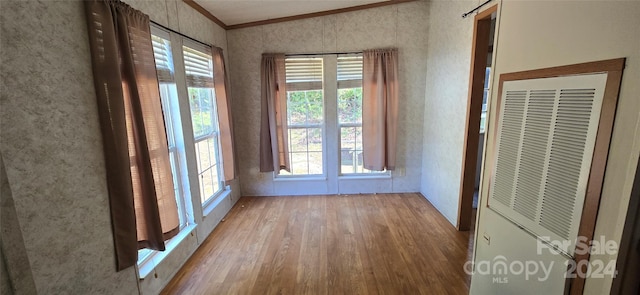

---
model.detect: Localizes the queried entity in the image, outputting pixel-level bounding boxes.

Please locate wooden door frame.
[611,155,640,294]
[456,4,498,231]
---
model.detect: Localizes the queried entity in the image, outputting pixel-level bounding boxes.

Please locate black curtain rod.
[462,0,492,18]
[285,51,362,57]
[150,20,212,48]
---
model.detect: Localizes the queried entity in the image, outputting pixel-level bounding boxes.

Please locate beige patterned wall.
[0,0,227,294]
[0,0,139,293]
[420,0,479,225]
[227,0,430,195]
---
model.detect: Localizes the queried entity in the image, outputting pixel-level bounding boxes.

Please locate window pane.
[307,90,323,124]
[284,127,323,175]
[338,88,362,124]
[195,139,210,172]
[340,126,356,173]
[200,167,214,204]
[189,88,214,138]
[289,128,307,152]
[282,58,325,176]
[308,152,323,174]
[307,128,322,152]
[209,136,219,168]
[159,84,177,148]
[354,126,363,152]
[290,152,308,174]
[183,43,224,204]
[287,92,307,125]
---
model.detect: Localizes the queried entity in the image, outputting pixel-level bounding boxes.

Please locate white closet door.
[489,73,608,257]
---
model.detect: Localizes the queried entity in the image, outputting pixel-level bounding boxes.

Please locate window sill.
[339,174,391,180]
[203,187,231,217]
[273,176,327,182]
[138,224,197,280]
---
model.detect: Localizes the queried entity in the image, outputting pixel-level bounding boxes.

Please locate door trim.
[456,4,498,231]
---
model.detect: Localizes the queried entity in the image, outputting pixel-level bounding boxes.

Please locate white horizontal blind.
[337,55,363,89]
[182,41,213,88]
[488,73,607,257]
[150,27,174,83]
[285,57,323,91]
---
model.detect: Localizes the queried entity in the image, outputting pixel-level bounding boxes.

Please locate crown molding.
[182,0,417,31]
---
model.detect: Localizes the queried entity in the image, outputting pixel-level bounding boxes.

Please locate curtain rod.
[462,0,492,18]
[285,51,362,57]
[150,20,212,48]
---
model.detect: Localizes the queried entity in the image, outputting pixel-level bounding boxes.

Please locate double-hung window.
[183,42,224,204]
[337,55,384,175]
[277,54,385,180]
[153,32,188,226]
[137,28,190,265]
[138,26,227,267]
[281,57,324,176]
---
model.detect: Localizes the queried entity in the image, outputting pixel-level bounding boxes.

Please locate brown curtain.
[259,54,290,172]
[212,47,236,182]
[362,48,399,171]
[84,0,179,271]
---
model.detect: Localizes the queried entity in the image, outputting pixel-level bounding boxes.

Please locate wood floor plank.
[161,193,471,295]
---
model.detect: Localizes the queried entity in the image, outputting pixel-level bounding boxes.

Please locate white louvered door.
[489,73,608,257]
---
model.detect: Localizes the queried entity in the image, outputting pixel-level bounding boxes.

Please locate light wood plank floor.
[161,193,472,295]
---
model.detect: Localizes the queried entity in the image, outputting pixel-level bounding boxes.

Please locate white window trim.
[137,224,197,279]
[137,25,235,288]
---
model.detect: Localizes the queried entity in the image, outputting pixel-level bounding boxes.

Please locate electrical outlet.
[395,168,406,177]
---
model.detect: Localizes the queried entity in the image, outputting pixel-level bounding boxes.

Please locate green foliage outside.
[189,87,214,138]
[284,87,364,174]
[337,88,363,124]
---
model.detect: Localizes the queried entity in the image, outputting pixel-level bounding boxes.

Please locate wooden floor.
[162,193,472,295]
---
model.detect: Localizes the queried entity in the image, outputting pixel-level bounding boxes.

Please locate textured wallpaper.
[0,0,139,293]
[420,0,478,225]
[227,0,430,196]
[0,0,228,294]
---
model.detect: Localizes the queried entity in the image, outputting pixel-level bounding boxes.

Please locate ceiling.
[193,0,392,26]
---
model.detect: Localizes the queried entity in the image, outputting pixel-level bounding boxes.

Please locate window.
[138,29,189,265]
[275,54,387,179]
[337,55,385,174]
[281,57,324,176]
[183,42,224,204]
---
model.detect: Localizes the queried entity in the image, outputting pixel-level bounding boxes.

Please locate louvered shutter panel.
[150,27,174,83]
[337,55,363,89]
[285,57,323,91]
[182,41,214,88]
[488,73,608,257]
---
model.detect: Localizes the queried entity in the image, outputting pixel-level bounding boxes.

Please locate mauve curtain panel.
[212,47,237,182]
[260,54,290,173]
[362,48,399,171]
[84,0,179,270]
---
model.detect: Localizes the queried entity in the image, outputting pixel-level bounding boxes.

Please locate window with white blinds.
[183,41,214,88]
[337,55,383,175]
[282,57,324,175]
[279,54,384,177]
[337,55,363,88]
[151,30,174,83]
[182,42,224,204]
[138,26,187,266]
[286,57,323,91]
[488,73,608,257]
